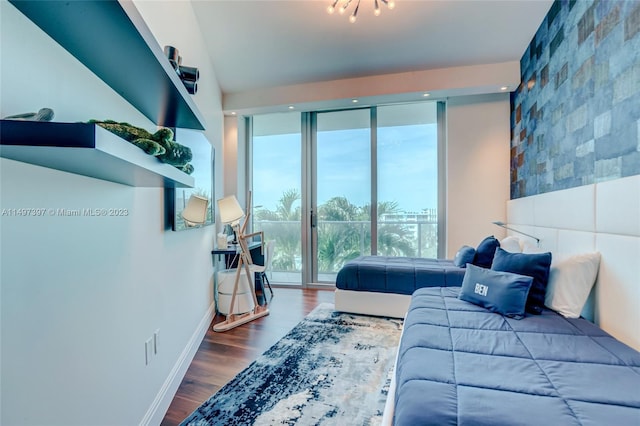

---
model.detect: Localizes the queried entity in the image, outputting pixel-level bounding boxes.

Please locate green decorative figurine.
[89,119,194,174]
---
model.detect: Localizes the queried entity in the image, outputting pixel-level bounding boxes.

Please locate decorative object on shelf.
[3,107,54,122]
[213,192,269,332]
[492,221,540,245]
[163,45,180,71]
[89,120,193,174]
[163,45,200,95]
[327,0,396,23]
[181,77,198,95]
[9,0,204,130]
[181,194,209,227]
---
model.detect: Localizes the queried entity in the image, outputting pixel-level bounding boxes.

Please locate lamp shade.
[182,194,209,226]
[218,195,244,225]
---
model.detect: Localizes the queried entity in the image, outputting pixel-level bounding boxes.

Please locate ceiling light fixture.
[328,0,396,23]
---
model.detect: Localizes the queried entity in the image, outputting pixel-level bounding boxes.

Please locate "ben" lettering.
[474,283,489,297]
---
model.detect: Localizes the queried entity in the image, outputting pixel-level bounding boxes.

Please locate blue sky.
[252,123,437,213]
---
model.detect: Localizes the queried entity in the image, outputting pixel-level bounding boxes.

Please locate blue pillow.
[458,264,533,319]
[473,236,500,268]
[491,248,552,315]
[453,245,476,268]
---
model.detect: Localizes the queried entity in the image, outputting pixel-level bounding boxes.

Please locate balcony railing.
[253,218,438,284]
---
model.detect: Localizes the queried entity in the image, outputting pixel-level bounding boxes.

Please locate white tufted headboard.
[507,175,640,351]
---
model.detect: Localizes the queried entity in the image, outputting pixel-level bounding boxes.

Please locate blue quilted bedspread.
[394,287,640,426]
[335,256,465,294]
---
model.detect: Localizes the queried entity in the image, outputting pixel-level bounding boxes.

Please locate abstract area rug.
[181,303,403,426]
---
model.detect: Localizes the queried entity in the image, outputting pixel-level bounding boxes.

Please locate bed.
[336,255,466,293]
[334,255,466,318]
[384,286,640,425]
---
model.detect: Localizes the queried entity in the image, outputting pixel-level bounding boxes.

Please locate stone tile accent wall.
[510,0,640,198]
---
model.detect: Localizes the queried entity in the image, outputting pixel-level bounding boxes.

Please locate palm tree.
[317,196,367,272]
[317,197,415,273]
[254,190,424,275]
[375,201,416,257]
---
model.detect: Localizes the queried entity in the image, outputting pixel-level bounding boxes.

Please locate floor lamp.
[214,193,269,332]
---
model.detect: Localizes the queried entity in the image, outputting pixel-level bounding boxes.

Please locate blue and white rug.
[181,303,403,426]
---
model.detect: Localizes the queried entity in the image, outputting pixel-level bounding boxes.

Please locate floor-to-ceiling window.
[314,109,372,282]
[250,112,302,285]
[250,102,442,287]
[377,103,439,259]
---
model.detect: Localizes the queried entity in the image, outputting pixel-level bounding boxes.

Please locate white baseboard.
[140,302,215,426]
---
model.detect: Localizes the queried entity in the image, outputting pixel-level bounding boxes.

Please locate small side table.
[212,241,263,313]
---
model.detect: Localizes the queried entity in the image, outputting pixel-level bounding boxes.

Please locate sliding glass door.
[250,102,442,287]
[251,113,302,285]
[376,103,439,259]
[313,109,372,283]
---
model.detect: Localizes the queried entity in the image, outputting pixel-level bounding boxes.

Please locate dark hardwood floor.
[161,287,335,426]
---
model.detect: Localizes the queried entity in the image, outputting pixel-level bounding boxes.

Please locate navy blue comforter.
[335,256,465,294]
[394,287,640,425]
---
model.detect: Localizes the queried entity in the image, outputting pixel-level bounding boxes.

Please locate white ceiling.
[192,0,553,98]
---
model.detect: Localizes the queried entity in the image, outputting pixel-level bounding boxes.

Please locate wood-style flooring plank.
[160,287,335,426]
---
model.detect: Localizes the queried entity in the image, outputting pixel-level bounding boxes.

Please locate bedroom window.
[250,112,302,285]
[249,101,443,286]
[314,109,372,282]
[377,103,439,259]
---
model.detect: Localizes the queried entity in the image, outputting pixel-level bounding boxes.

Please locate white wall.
[223,116,239,199]
[0,1,222,425]
[446,93,511,257]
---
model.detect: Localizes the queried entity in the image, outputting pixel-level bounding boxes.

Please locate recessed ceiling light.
[288,105,295,110]
[352,99,359,103]
[423,93,430,97]
[230,111,237,115]
[500,86,509,91]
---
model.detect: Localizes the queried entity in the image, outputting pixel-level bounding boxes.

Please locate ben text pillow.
[459,264,533,319]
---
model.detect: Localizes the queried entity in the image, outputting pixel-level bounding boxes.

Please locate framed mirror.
[172,128,214,231]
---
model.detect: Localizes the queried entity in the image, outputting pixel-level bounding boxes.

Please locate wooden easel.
[213,192,269,332]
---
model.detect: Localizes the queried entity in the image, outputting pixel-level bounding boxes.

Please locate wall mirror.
[172,128,214,231]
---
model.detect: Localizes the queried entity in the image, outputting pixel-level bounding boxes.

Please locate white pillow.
[544,252,601,318]
[500,236,522,253]
[522,241,546,254]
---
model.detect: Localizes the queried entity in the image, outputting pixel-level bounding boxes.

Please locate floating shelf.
[8,0,206,131]
[0,121,195,188]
